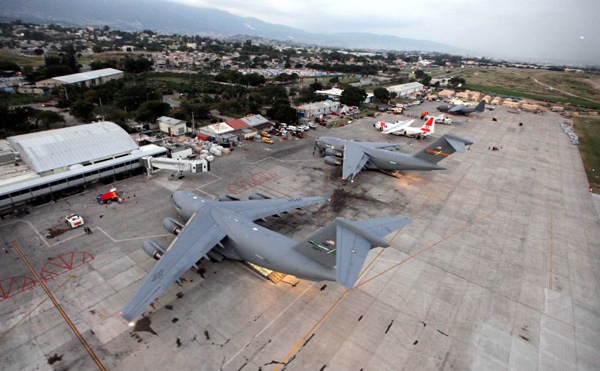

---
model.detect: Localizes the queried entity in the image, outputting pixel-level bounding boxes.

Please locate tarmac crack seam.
[547,214,554,290]
[0,220,171,247]
[94,227,171,243]
[193,174,223,199]
[0,220,52,248]
[273,208,498,370]
[222,282,316,368]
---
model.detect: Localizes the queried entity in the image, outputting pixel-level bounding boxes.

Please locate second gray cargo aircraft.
[315,134,474,181]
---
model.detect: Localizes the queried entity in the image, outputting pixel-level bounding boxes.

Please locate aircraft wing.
[382,120,413,134]
[359,141,408,150]
[342,143,370,181]
[227,194,328,221]
[448,104,464,113]
[121,208,226,322]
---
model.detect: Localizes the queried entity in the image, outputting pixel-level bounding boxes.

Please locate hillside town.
[0,20,598,141]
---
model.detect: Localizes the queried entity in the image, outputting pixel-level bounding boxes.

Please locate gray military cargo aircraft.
[437,100,485,115]
[120,190,410,322]
[314,134,474,182]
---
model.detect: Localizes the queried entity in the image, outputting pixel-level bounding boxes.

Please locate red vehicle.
[96,191,124,204]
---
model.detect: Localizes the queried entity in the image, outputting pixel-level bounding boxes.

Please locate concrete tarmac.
[1,102,599,370]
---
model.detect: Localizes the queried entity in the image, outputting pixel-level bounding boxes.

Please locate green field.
[0,51,44,68]
[573,116,600,193]
[452,68,600,109]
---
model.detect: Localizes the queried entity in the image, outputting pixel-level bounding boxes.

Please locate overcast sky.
[173,0,599,65]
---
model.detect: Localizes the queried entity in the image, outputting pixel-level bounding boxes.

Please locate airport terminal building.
[0,122,166,212]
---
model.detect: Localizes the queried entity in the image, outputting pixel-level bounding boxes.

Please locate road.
[533,78,600,103]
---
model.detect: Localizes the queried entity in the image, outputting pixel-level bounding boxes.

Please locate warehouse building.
[36,68,124,89]
[158,116,187,136]
[386,82,424,97]
[0,122,166,212]
[296,101,340,118]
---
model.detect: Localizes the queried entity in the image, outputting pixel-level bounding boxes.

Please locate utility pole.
[191,111,195,135]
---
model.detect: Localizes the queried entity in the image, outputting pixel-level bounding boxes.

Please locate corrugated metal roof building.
[36,68,124,88]
[157,116,187,135]
[7,122,138,175]
[241,114,270,129]
[386,82,424,97]
[226,119,252,131]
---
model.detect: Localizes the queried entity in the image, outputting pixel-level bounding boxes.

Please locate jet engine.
[324,156,343,166]
[163,217,185,235]
[325,148,343,158]
[248,192,272,200]
[219,194,241,201]
[142,239,166,260]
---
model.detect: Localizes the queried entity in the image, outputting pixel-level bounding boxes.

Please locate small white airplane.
[382,116,435,138]
[373,118,414,132]
[425,113,453,125]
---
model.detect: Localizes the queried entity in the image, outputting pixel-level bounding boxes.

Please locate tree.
[70,100,95,122]
[0,106,36,135]
[135,101,171,123]
[104,108,129,125]
[414,70,425,79]
[449,77,466,90]
[266,99,297,123]
[422,74,432,86]
[0,61,21,72]
[35,110,65,129]
[329,76,340,84]
[373,87,390,103]
[340,86,367,106]
[60,44,80,73]
[260,85,288,104]
[309,82,323,92]
[123,57,153,73]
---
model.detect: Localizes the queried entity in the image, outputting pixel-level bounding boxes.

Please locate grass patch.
[465,83,600,110]
[79,51,149,66]
[0,51,44,68]
[572,117,600,193]
[454,68,600,109]
[0,92,49,106]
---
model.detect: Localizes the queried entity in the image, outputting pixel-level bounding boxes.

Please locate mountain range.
[1,0,467,55]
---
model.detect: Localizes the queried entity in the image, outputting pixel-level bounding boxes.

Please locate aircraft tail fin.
[420,116,435,135]
[335,216,411,289]
[474,100,485,112]
[413,134,474,164]
[293,216,410,289]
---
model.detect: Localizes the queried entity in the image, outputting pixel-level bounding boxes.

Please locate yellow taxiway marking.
[10,241,106,371]
[0,276,73,341]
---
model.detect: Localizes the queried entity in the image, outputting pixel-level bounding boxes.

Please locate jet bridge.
[141,156,209,176]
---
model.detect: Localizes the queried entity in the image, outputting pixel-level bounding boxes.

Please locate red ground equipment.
[96,191,124,204]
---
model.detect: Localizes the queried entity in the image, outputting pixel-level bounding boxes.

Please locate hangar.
[386,82,424,97]
[0,122,166,212]
[36,68,124,89]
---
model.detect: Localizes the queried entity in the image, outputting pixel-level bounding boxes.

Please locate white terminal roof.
[158,116,185,126]
[241,114,269,127]
[387,82,424,91]
[202,122,234,135]
[53,68,123,84]
[315,88,344,97]
[297,101,339,111]
[7,122,138,173]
